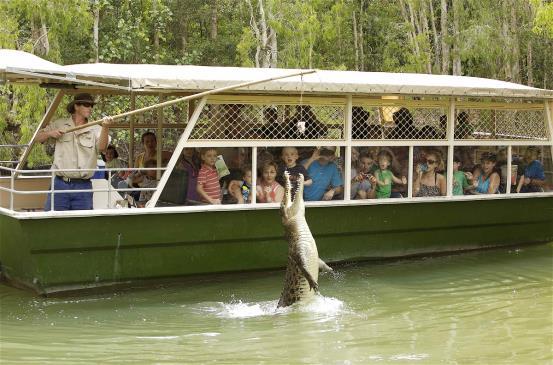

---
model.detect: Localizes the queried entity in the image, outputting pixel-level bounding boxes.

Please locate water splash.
[206,295,346,319]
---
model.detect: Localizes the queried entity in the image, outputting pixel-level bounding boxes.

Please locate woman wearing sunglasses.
[414,149,446,197]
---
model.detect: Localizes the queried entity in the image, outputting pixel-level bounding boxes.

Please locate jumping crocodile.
[277,171,332,308]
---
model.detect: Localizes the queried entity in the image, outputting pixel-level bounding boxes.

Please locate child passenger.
[277,147,312,194]
[134,159,158,207]
[374,150,407,199]
[197,147,222,204]
[257,161,285,203]
[351,153,377,199]
[452,155,473,196]
[228,166,252,204]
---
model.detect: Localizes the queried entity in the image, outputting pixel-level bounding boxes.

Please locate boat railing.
[0,165,165,211]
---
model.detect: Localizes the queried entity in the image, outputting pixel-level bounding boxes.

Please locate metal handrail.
[0,165,167,211]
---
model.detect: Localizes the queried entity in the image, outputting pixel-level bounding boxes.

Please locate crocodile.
[277,171,332,308]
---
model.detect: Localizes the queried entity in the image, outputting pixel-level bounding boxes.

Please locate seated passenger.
[474,152,501,194]
[277,147,313,196]
[257,161,285,203]
[228,166,252,204]
[197,147,222,204]
[101,144,129,188]
[133,159,158,207]
[179,147,200,202]
[413,149,446,197]
[389,108,420,139]
[284,105,328,139]
[517,146,546,193]
[454,112,474,139]
[452,155,473,196]
[302,147,344,201]
[351,152,377,199]
[374,150,407,199]
[135,131,171,167]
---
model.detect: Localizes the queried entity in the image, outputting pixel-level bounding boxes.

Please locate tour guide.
[36,93,112,211]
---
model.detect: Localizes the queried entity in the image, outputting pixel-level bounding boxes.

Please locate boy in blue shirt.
[302,147,344,201]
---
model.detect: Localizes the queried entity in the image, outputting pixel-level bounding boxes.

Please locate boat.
[1,49,552,295]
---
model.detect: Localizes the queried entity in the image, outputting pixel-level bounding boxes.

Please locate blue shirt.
[524,160,545,180]
[302,160,343,201]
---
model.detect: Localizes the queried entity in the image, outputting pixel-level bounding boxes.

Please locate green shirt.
[452,170,470,196]
[375,169,393,199]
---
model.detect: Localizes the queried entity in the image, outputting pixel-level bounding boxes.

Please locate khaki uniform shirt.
[42,117,106,179]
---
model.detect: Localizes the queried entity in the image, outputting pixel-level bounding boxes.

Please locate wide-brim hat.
[66,93,96,113]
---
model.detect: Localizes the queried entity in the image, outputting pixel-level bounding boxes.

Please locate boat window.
[190,103,345,140]
[412,146,448,198]
[454,146,506,195]
[156,146,253,206]
[352,104,448,140]
[351,146,409,199]
[454,107,548,140]
[257,146,345,203]
[511,146,552,194]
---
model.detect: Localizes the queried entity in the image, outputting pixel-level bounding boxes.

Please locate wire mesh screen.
[190,103,345,140]
[352,105,447,140]
[454,108,548,140]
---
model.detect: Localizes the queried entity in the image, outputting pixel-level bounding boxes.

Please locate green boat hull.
[1,197,552,295]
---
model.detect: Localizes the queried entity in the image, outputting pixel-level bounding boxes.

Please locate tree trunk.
[399,0,421,65]
[440,0,449,74]
[246,0,277,68]
[419,1,432,73]
[452,0,461,75]
[501,1,512,81]
[353,10,359,71]
[210,0,218,40]
[93,0,99,62]
[153,0,160,63]
[269,26,278,68]
[510,0,520,83]
[359,1,365,71]
[429,0,440,72]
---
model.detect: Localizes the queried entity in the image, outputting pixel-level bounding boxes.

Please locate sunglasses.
[426,159,437,164]
[76,102,94,108]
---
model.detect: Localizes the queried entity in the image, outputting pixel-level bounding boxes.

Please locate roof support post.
[344,95,352,201]
[129,94,136,168]
[147,97,207,208]
[506,145,512,194]
[446,98,456,197]
[15,90,65,176]
[407,146,413,198]
[546,101,553,164]
[156,94,164,180]
[251,147,257,204]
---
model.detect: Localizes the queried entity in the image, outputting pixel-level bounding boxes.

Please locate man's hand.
[101,116,114,127]
[49,129,65,139]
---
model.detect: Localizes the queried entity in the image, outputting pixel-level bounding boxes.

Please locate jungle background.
[1,0,553,166]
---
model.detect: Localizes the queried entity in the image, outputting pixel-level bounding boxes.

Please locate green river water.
[0,243,552,364]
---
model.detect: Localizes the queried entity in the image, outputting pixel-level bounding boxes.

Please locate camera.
[418,163,428,172]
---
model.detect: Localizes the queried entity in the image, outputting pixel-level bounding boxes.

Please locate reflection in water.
[1,243,552,364]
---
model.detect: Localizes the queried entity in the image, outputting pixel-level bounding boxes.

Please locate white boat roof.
[2,49,553,99]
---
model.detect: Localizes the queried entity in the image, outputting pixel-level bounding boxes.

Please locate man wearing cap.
[36,93,112,211]
[301,147,344,201]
